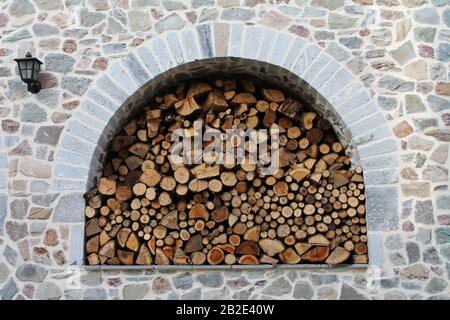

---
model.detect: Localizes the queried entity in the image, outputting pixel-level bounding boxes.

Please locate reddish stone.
[107,278,122,287]
[437,215,450,225]
[63,39,77,53]
[435,82,450,96]
[185,11,197,24]
[402,220,415,232]
[38,72,58,89]
[442,114,450,126]
[0,48,12,56]
[44,228,59,246]
[0,13,9,27]
[418,44,434,58]
[131,38,144,47]
[92,57,108,71]
[2,119,20,133]
[393,121,413,138]
[62,100,80,110]
[359,28,370,37]
[417,82,433,95]
[288,25,310,38]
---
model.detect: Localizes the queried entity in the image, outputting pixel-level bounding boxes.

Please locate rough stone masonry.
[0,0,449,300]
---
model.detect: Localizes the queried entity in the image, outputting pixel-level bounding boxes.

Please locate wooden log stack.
[84,78,368,266]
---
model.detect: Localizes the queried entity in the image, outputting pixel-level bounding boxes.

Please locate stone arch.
[51,23,400,267]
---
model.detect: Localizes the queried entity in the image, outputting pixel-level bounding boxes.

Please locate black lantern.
[14,52,43,94]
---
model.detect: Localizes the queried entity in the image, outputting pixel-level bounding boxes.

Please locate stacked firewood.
[84,79,368,266]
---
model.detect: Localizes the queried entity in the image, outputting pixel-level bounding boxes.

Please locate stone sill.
[82,264,369,271]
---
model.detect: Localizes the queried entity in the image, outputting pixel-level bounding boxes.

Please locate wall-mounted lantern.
[14,52,43,94]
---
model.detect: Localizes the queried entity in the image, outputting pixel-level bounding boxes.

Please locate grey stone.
[83,288,107,300]
[378,75,414,92]
[10,198,29,219]
[339,37,363,49]
[406,242,421,264]
[61,76,92,96]
[390,41,416,65]
[0,194,7,234]
[204,287,229,300]
[371,28,392,46]
[415,200,435,224]
[3,28,32,43]
[9,0,35,16]
[53,193,85,223]
[16,264,47,282]
[413,118,438,132]
[423,247,441,265]
[196,272,223,288]
[123,284,149,300]
[414,8,440,25]
[437,195,450,210]
[423,165,448,182]
[431,145,448,164]
[0,263,9,283]
[32,23,59,37]
[431,0,450,5]
[31,181,49,193]
[80,271,102,286]
[437,43,450,62]
[427,95,450,113]
[103,43,127,55]
[167,292,180,300]
[417,228,432,244]
[31,194,58,207]
[329,13,357,29]
[5,221,28,241]
[80,8,106,27]
[390,252,407,265]
[377,95,397,111]
[312,0,344,10]
[405,94,426,113]
[128,10,152,32]
[198,7,218,23]
[34,126,63,146]
[293,281,314,299]
[44,53,75,74]
[173,273,193,290]
[36,89,58,107]
[262,277,292,296]
[33,0,64,9]
[401,0,427,7]
[3,246,18,266]
[325,42,350,62]
[380,277,400,289]
[181,288,201,300]
[340,283,368,300]
[436,228,450,244]
[161,0,187,10]
[222,8,255,20]
[0,278,18,300]
[20,103,47,123]
[441,246,450,261]
[310,274,338,285]
[425,278,447,294]
[35,282,62,300]
[155,13,186,33]
[443,8,450,27]
[385,234,403,250]
[192,0,214,7]
[414,27,436,43]
[366,187,399,231]
[430,62,446,80]
[402,199,413,219]
[106,17,126,34]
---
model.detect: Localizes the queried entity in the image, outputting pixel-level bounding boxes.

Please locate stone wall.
[0,0,449,300]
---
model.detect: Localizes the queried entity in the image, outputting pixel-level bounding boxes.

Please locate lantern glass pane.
[26,60,33,80]
[33,61,40,80]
